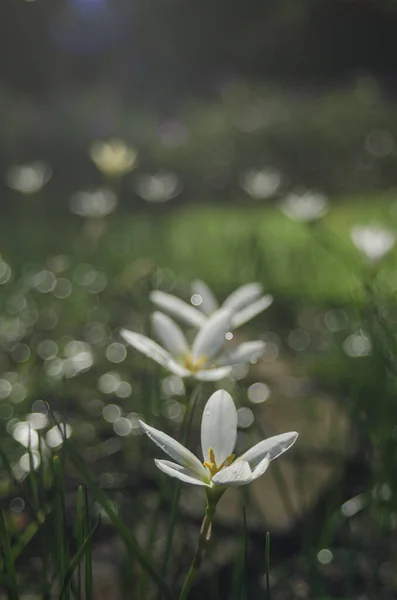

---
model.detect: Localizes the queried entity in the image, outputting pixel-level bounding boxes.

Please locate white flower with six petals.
[121,309,265,381]
[150,281,273,330]
[351,224,396,262]
[139,389,298,488]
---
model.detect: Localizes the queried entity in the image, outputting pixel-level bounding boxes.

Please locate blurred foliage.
[2,79,397,215]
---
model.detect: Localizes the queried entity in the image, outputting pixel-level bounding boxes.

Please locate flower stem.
[178,502,215,600]
[157,384,202,599]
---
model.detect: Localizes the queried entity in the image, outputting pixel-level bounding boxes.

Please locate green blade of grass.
[0,509,20,600]
[59,516,101,599]
[75,486,84,600]
[265,531,271,600]
[83,485,93,600]
[11,508,48,561]
[46,407,173,600]
[69,450,172,600]
[158,384,201,599]
[53,456,70,600]
[241,505,248,600]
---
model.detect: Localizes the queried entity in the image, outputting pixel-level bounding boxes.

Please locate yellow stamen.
[203,447,235,478]
[184,354,208,373]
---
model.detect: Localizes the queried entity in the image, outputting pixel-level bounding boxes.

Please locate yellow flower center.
[203,447,235,478]
[183,354,208,373]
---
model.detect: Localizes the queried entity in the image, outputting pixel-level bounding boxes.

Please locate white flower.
[150,282,273,330]
[121,309,265,381]
[239,168,282,200]
[351,225,396,261]
[69,188,117,218]
[5,161,52,194]
[139,389,298,488]
[280,190,329,222]
[89,138,137,177]
[134,171,182,203]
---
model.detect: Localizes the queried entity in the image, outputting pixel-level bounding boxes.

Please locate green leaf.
[59,516,101,599]
[0,510,19,600]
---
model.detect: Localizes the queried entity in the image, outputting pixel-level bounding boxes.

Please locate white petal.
[155,459,210,487]
[191,308,231,362]
[121,329,190,377]
[151,312,189,357]
[222,283,263,312]
[150,290,206,327]
[251,454,270,481]
[139,421,208,479]
[231,295,273,329]
[212,461,253,486]
[200,390,237,465]
[237,432,298,469]
[194,366,232,381]
[217,341,266,366]
[191,280,219,315]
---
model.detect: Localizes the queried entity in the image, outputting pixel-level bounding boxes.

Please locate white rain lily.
[5,161,52,194]
[121,309,265,381]
[351,225,396,261]
[89,138,137,177]
[239,168,282,200]
[150,282,273,330]
[134,171,182,203]
[69,187,117,218]
[140,389,298,488]
[280,190,329,222]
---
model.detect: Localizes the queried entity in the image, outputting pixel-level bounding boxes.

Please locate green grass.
[3,191,397,305]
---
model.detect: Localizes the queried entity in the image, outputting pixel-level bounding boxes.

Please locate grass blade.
[47,404,173,599]
[53,456,70,600]
[0,509,19,600]
[75,486,84,600]
[59,516,101,599]
[265,531,271,600]
[83,485,93,600]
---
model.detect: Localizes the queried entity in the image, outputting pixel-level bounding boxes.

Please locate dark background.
[2,0,397,107]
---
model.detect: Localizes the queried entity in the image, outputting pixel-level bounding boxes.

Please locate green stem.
[158,384,201,597]
[178,502,215,600]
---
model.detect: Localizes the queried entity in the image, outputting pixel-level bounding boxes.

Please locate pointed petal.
[194,366,232,381]
[237,432,298,469]
[201,390,237,465]
[151,312,189,357]
[223,283,264,312]
[155,459,210,486]
[139,421,208,479]
[191,308,231,362]
[150,290,206,327]
[217,341,266,366]
[231,295,274,329]
[121,329,190,377]
[212,461,253,486]
[251,454,270,481]
[191,280,219,315]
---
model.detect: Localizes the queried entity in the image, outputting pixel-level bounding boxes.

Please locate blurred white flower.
[280,190,329,222]
[89,138,137,176]
[140,389,298,488]
[351,225,396,261]
[239,168,282,200]
[121,309,265,381]
[134,171,182,203]
[151,282,273,330]
[69,188,117,217]
[343,330,372,357]
[5,161,52,194]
